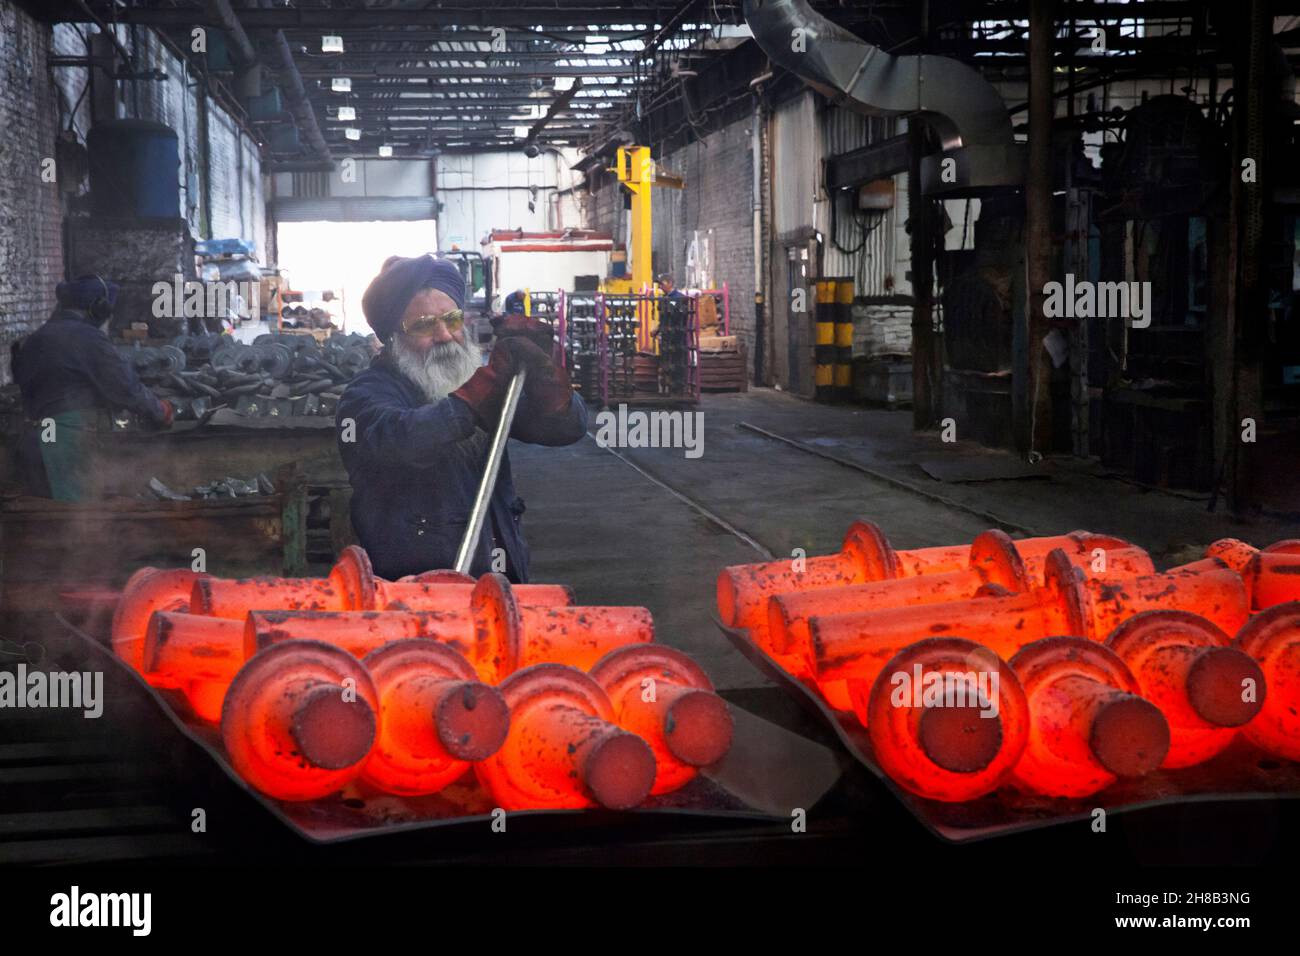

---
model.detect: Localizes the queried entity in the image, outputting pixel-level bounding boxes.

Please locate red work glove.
[495,315,555,354]
[518,343,574,416]
[158,399,176,429]
[453,337,558,430]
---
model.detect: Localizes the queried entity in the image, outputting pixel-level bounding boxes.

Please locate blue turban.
[361,254,466,343]
[56,275,118,312]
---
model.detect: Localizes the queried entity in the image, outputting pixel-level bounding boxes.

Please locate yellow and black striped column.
[815,278,836,402]
[834,277,855,401]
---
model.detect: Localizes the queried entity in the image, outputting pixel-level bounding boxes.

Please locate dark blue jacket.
[12,310,166,423]
[336,351,588,582]
[503,291,527,315]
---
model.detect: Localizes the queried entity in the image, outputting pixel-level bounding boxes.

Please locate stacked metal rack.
[557,292,600,398]
[653,294,701,403]
[597,294,643,404]
[529,291,559,326]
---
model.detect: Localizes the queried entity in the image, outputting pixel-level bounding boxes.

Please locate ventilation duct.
[743,0,1024,195]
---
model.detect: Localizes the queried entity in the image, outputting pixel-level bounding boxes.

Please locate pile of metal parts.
[718,523,1300,802]
[109,546,733,810]
[146,473,275,502]
[279,305,336,330]
[117,332,372,421]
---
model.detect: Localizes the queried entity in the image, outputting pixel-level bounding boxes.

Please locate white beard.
[392,335,481,404]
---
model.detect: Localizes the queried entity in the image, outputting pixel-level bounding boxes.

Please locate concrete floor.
[512,388,1299,691]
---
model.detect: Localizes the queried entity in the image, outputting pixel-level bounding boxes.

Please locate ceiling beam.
[77,5,672,29]
[297,64,639,78]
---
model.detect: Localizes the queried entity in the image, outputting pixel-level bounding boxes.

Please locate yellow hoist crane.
[602,146,684,345]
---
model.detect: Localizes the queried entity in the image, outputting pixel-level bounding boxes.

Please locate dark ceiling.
[36,1,1300,164]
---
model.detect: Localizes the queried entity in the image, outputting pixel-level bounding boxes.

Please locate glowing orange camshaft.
[1174,539,1300,610]
[810,551,1248,691]
[716,520,1137,638]
[111,567,210,676]
[1106,611,1266,768]
[589,645,733,795]
[189,545,572,619]
[144,611,245,722]
[246,574,652,681]
[1202,538,1300,573]
[221,640,380,802]
[856,638,1029,802]
[474,663,657,810]
[1234,602,1300,761]
[1008,637,1169,798]
[768,529,1154,658]
[359,640,510,795]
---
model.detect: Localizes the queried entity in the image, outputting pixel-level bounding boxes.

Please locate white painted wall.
[488,249,609,309]
[276,219,438,334]
[435,149,587,248]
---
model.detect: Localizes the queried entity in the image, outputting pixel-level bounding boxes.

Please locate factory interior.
[1,0,1298,929]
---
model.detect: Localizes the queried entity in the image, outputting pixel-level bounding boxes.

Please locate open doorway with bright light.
[276,220,438,334]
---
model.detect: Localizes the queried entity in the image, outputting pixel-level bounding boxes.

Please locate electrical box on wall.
[858,179,895,210]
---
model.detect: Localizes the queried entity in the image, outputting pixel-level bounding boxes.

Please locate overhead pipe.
[1009,637,1170,798]
[268,29,332,163]
[741,0,1024,194]
[1107,611,1265,768]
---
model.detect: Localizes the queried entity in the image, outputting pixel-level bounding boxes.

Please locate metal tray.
[55,614,840,845]
[716,617,1300,843]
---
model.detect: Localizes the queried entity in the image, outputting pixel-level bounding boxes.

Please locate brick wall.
[0,4,268,384]
[0,1,64,384]
[655,120,756,360]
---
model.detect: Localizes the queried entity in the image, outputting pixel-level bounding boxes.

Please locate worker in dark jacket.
[12,275,174,501]
[502,287,528,315]
[336,255,586,582]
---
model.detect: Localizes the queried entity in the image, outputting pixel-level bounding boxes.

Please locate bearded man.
[336,254,585,581]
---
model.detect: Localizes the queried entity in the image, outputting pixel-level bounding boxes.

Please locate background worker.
[658,273,685,299]
[502,286,529,315]
[11,275,174,501]
[337,255,585,581]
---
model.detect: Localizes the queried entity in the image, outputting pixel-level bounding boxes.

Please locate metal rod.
[454,371,527,574]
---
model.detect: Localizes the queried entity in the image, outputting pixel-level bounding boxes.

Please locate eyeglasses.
[402,309,465,335]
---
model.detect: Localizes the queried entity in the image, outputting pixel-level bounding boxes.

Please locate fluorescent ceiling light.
[322,35,344,53]
[344,127,361,141]
[332,77,352,92]
[378,145,393,157]
[337,106,356,121]
[554,77,575,91]
[513,126,529,138]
